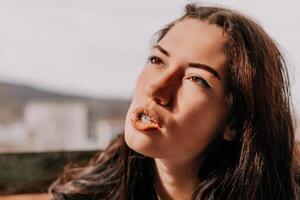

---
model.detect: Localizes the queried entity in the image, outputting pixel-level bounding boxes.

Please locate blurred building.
[0,82,130,153]
[24,102,88,151]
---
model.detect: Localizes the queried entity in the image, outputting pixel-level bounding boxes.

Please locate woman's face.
[125,18,230,161]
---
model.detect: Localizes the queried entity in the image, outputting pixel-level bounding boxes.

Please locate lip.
[130,106,162,131]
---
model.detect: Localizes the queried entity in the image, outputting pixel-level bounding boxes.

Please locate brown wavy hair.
[49,3,297,200]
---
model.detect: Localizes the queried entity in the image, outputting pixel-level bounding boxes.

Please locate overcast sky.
[0,0,299,114]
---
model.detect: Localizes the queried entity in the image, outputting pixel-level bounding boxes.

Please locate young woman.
[49,3,297,200]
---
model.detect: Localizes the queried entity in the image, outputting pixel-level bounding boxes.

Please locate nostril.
[154,97,170,106]
[145,83,172,107]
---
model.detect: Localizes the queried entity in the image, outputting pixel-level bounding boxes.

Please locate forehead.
[157,18,228,77]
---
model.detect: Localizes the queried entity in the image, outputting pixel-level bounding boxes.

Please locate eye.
[188,75,211,89]
[147,55,163,65]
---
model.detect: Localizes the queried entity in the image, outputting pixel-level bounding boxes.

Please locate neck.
[153,156,204,200]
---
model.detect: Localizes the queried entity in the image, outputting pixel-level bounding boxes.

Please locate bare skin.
[125,19,234,199]
[154,156,203,200]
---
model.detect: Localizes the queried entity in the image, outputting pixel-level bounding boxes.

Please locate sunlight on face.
[124,19,230,161]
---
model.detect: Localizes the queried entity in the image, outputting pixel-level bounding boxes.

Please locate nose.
[145,71,180,107]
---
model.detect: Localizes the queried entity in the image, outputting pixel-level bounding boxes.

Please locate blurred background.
[0,0,299,152]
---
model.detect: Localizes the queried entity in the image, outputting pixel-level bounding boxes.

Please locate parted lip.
[130,106,162,128]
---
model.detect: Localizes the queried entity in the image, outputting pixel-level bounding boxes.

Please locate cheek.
[136,67,153,90]
[133,66,165,109]
[130,69,149,107]
[174,89,227,142]
[168,98,227,159]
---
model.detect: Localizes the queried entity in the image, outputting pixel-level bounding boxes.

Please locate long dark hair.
[49,3,297,200]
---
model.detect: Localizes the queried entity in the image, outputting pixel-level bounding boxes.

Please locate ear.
[223,119,236,142]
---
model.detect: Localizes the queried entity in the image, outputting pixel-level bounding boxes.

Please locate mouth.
[130,106,161,131]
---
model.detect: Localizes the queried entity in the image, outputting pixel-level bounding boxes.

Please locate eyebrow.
[153,45,170,57]
[189,63,222,80]
[153,45,222,81]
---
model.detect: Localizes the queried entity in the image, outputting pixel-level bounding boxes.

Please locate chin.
[124,125,152,158]
[124,123,166,158]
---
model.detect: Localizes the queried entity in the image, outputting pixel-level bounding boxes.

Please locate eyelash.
[147,55,164,65]
[188,76,211,89]
[147,55,211,89]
